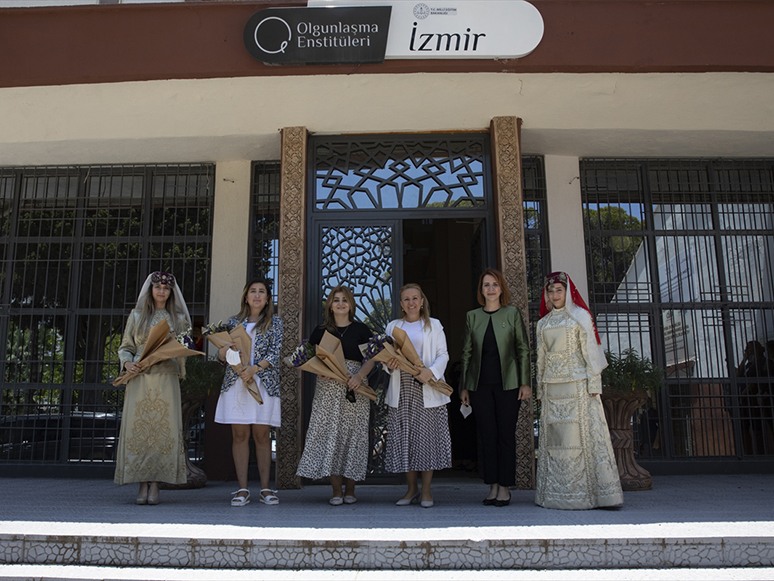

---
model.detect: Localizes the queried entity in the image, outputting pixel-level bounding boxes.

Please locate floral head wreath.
[151,271,175,286]
[136,271,191,327]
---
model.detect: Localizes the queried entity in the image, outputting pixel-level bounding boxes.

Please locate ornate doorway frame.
[275,119,534,489]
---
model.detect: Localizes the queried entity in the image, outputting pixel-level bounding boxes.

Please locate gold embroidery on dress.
[535,308,624,509]
[126,387,174,457]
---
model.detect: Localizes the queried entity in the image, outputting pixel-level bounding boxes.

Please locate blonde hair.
[322,285,357,334]
[235,278,274,334]
[399,283,431,330]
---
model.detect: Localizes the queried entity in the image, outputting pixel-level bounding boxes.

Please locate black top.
[478,311,504,387]
[309,321,372,362]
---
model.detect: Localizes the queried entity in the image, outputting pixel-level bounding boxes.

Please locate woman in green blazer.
[460,268,531,506]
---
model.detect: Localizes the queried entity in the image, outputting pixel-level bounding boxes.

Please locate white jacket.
[384,317,450,409]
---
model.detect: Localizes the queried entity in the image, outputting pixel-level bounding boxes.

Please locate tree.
[584,206,644,304]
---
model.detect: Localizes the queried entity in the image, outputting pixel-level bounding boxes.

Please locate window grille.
[250,162,281,286]
[522,155,550,335]
[582,158,774,460]
[312,135,489,211]
[0,164,214,469]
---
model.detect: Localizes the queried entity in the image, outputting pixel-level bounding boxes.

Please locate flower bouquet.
[285,332,377,402]
[113,318,205,386]
[361,328,454,397]
[203,320,263,405]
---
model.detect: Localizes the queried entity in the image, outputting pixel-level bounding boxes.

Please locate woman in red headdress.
[535,271,623,510]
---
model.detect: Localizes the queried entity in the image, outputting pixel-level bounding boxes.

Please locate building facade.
[1,0,773,484]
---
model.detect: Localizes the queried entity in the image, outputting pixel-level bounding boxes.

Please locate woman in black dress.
[296,285,376,505]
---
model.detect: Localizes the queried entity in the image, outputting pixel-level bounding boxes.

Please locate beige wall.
[544,155,589,301]
[207,160,252,353]
[1,72,773,166]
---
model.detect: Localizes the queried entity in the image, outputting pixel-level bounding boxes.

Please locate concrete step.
[2,564,774,581]
[0,475,773,572]
[2,519,774,570]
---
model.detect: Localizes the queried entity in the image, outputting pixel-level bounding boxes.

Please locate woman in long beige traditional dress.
[535,271,623,510]
[115,271,192,505]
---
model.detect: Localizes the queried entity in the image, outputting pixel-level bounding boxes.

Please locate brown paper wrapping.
[380,327,454,397]
[113,319,205,387]
[205,326,264,405]
[285,332,377,402]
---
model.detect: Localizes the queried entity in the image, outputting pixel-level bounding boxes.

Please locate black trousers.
[472,383,522,487]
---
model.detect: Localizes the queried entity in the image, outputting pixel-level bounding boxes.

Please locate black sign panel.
[244,6,392,65]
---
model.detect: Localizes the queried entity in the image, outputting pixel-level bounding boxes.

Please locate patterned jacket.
[220,315,283,397]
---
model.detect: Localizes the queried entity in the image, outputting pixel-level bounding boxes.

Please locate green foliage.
[365,298,392,333]
[584,206,644,304]
[181,356,225,397]
[602,349,664,398]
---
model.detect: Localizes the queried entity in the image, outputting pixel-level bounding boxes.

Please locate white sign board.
[308,0,544,59]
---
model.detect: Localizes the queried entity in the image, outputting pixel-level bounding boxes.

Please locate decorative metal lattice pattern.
[320,225,394,333]
[0,164,214,470]
[582,158,774,460]
[313,136,488,210]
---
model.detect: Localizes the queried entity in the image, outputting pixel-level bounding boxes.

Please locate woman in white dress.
[384,283,451,508]
[214,278,283,507]
[535,271,623,510]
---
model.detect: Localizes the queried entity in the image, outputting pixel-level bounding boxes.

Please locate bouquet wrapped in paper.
[361,327,453,397]
[285,331,377,402]
[203,321,263,405]
[113,319,205,386]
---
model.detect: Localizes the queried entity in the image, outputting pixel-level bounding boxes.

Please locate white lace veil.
[135,272,191,330]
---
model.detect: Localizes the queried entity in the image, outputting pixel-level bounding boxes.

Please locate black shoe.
[483,497,496,506]
[493,495,511,507]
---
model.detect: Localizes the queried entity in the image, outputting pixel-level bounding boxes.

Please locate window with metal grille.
[522,155,550,338]
[582,158,774,461]
[247,161,282,467]
[0,164,214,470]
[250,162,281,286]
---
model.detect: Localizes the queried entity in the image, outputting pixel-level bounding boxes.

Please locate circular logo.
[413,3,430,20]
[253,16,292,54]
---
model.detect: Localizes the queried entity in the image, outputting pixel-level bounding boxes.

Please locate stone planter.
[600,389,652,491]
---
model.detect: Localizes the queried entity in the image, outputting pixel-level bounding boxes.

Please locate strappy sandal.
[231,488,250,507]
[259,488,279,505]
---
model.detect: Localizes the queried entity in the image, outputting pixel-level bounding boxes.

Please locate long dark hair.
[322,285,356,334]
[235,278,274,334]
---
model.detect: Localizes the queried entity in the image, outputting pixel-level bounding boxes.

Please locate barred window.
[582,158,774,460]
[0,164,214,468]
[250,162,281,288]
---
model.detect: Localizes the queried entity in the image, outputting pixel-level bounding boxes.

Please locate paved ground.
[0,474,772,531]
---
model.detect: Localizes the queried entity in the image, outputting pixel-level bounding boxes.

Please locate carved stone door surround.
[275,119,535,489]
